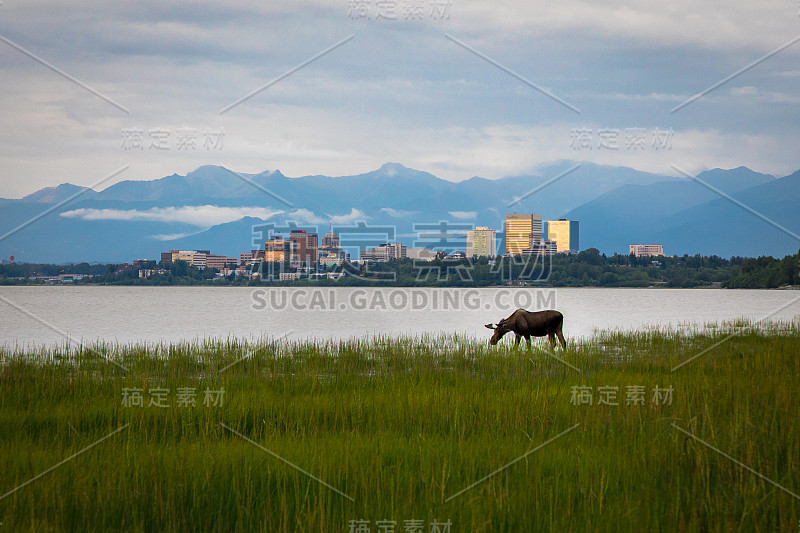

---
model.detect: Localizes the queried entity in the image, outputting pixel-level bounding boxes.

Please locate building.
[505,213,542,256]
[406,248,436,261]
[522,239,557,256]
[466,226,497,258]
[161,250,207,268]
[629,244,664,257]
[57,273,84,283]
[318,231,350,266]
[184,251,206,268]
[216,267,248,278]
[383,243,406,259]
[139,269,168,278]
[361,243,407,262]
[360,248,381,261]
[205,254,238,270]
[239,251,256,265]
[321,232,339,249]
[546,219,580,253]
[319,250,351,267]
[159,249,236,269]
[289,230,318,267]
[160,250,178,264]
[264,239,291,263]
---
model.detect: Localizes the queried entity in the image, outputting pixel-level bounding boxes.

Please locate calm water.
[1,286,799,348]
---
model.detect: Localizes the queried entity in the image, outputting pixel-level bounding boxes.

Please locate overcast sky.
[1,0,799,197]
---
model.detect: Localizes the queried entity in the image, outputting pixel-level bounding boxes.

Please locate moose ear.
[484,323,495,329]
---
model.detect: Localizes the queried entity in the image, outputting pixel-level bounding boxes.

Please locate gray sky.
[1,0,799,197]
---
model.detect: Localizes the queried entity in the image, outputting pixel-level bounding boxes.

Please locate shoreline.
[3,282,800,289]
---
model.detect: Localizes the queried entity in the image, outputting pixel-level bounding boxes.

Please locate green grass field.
[1,321,798,532]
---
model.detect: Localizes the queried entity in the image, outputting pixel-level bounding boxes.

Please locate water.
[1,286,798,348]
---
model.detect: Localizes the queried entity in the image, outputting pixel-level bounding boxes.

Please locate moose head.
[484,318,511,345]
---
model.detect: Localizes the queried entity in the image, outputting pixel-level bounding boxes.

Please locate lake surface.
[1,286,799,348]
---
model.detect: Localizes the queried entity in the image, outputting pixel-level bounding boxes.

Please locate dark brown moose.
[485,309,566,349]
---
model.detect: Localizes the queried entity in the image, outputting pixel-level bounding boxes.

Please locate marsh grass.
[1,320,799,531]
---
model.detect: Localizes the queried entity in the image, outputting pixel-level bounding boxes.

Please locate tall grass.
[1,320,798,531]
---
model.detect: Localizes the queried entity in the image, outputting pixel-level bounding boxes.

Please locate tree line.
[4,248,797,288]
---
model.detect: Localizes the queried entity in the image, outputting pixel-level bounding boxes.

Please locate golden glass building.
[264,239,290,262]
[505,214,542,256]
[546,219,580,253]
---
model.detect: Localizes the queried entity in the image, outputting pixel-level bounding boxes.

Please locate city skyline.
[157,212,586,271]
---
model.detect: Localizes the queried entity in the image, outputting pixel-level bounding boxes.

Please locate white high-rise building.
[466,226,497,258]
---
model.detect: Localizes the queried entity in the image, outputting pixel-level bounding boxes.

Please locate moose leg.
[514,335,521,347]
[525,335,532,349]
[556,330,566,349]
[548,332,556,349]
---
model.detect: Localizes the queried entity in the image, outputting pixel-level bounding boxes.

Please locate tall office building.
[264,238,290,263]
[289,230,318,267]
[505,213,542,256]
[546,219,580,253]
[321,232,339,249]
[318,231,349,266]
[466,226,497,258]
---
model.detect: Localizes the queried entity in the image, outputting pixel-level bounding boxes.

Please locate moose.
[485,309,566,349]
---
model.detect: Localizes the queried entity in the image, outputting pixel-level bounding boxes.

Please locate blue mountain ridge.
[0,162,796,262]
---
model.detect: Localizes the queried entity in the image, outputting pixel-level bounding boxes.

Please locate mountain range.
[1,161,798,263]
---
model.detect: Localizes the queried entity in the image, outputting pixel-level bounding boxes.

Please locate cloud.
[331,208,368,224]
[380,207,418,218]
[286,207,367,225]
[60,205,284,226]
[151,232,200,241]
[284,208,325,224]
[600,92,685,102]
[728,86,800,104]
[730,86,759,97]
[448,211,477,220]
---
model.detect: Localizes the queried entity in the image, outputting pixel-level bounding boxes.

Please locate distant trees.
[723,250,800,288]
[2,250,797,288]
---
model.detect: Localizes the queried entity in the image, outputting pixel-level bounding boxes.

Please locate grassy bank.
[1,323,798,532]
